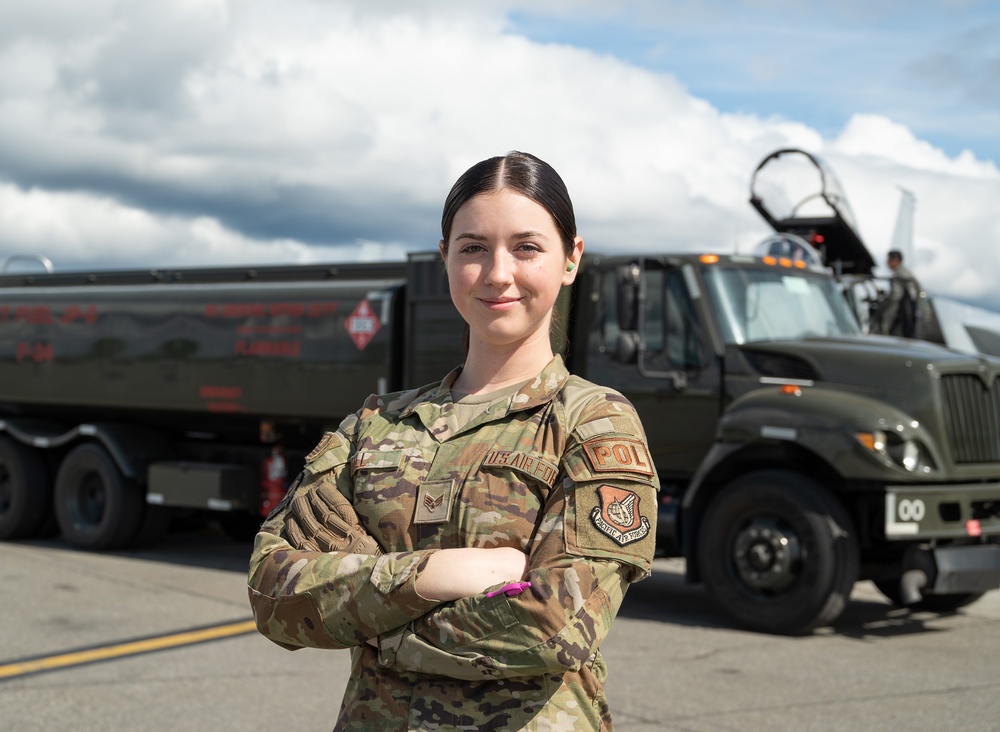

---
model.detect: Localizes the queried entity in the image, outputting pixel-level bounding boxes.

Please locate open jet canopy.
[750,148,876,276]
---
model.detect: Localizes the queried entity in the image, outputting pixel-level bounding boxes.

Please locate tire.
[874,578,986,612]
[54,443,145,550]
[697,470,859,635]
[0,437,51,539]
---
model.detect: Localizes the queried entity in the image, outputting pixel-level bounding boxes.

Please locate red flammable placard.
[346,299,381,350]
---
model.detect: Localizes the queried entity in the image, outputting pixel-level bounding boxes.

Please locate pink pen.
[485,581,532,598]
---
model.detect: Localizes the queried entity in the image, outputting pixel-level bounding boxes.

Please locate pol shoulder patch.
[582,437,654,477]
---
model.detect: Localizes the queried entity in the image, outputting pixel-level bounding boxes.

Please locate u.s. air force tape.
[481,449,559,488]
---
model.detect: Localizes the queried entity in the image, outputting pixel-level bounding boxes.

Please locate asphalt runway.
[2,528,1000,731]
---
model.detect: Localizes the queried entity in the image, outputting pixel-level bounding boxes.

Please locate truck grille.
[941,374,1000,464]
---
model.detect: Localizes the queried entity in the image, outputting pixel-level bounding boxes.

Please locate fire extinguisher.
[260,446,288,518]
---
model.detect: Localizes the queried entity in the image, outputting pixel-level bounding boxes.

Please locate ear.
[562,236,585,286]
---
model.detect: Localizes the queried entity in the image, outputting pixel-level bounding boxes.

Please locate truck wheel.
[0,437,50,540]
[54,443,144,550]
[873,579,986,612]
[698,470,859,635]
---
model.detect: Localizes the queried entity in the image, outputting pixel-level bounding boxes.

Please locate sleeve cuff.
[369,548,441,611]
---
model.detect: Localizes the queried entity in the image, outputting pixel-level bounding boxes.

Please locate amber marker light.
[794,260,807,269]
[779,257,792,268]
[700,254,720,264]
[855,431,887,453]
[762,255,777,265]
[779,384,801,396]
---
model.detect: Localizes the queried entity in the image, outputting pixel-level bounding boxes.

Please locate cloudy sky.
[1,0,998,310]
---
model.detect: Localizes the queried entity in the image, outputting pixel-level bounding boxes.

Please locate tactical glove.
[286,481,383,556]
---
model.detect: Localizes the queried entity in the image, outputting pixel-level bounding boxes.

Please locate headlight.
[855,431,936,473]
[901,441,921,472]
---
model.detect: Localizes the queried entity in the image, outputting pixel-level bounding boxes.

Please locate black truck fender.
[675,384,933,583]
[716,385,946,481]
[0,418,172,482]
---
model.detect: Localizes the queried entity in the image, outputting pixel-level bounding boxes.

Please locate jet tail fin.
[889,187,916,261]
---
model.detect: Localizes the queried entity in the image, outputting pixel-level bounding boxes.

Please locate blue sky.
[0,0,998,310]
[510,2,1000,163]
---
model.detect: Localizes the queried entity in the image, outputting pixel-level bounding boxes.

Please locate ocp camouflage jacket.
[248,355,659,731]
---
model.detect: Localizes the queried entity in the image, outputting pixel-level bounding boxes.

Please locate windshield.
[703,265,861,344]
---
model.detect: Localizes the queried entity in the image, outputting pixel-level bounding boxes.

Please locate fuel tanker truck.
[3,155,1000,634]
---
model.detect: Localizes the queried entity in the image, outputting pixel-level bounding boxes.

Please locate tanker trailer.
[0,253,459,549]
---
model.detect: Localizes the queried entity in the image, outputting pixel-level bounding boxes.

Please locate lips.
[479,297,522,310]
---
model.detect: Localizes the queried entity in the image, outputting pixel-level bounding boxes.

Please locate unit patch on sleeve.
[591,485,651,546]
[582,437,654,477]
[564,477,657,577]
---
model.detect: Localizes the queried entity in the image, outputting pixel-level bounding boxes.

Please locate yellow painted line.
[0,619,257,681]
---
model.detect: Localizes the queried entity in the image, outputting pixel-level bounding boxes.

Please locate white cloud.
[0,183,313,269]
[0,0,997,311]
[819,115,1000,307]
[831,114,999,178]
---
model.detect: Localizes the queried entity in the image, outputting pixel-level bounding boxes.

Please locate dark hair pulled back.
[440,151,577,255]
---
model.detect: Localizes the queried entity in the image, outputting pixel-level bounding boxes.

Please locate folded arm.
[247,417,443,651]
[378,409,659,680]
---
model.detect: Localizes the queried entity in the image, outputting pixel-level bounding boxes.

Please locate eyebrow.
[454,230,549,241]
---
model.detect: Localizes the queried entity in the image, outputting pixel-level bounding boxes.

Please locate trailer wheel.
[698,470,859,635]
[873,578,986,612]
[54,443,144,550]
[0,437,50,540]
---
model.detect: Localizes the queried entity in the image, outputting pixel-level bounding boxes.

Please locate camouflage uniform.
[248,355,659,731]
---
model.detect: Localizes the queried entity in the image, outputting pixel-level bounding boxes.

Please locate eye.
[458,242,486,254]
[515,242,541,254]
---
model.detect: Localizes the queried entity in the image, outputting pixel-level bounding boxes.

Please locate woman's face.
[440,189,583,352]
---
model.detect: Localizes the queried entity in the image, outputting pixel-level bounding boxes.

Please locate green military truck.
[1,245,998,635]
[584,249,1000,635]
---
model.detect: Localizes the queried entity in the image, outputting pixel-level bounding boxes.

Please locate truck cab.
[571,251,1000,634]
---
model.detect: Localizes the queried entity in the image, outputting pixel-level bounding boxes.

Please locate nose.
[483,249,514,287]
